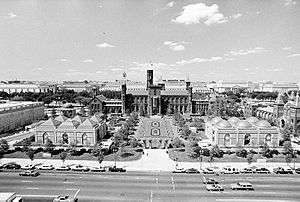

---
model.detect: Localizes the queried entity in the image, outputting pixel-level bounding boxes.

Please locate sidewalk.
[1,149,299,171]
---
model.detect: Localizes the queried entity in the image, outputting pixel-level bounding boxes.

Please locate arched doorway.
[42,132,48,144]
[82,133,88,145]
[224,134,230,147]
[244,134,251,146]
[62,133,69,145]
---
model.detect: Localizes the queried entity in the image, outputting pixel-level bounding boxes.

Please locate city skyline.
[0,0,300,82]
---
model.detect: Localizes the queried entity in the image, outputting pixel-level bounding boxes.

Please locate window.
[244,134,251,146]
[42,132,48,144]
[82,133,88,145]
[265,133,271,144]
[62,133,69,145]
[224,134,230,146]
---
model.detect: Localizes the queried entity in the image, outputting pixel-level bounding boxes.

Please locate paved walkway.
[1,149,299,171]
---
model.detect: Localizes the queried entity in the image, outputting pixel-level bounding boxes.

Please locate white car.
[56,165,71,171]
[70,165,90,172]
[21,164,35,170]
[221,166,239,174]
[36,164,54,170]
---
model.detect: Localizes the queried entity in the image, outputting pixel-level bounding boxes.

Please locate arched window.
[224,134,230,147]
[265,133,271,145]
[244,134,251,146]
[82,133,88,145]
[42,132,48,144]
[62,133,69,145]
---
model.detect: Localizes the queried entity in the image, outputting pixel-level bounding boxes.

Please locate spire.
[296,91,299,107]
[276,91,284,105]
[187,76,190,82]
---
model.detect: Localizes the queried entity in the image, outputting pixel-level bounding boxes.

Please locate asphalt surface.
[1,170,300,202]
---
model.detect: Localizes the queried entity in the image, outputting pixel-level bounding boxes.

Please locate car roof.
[238,182,252,185]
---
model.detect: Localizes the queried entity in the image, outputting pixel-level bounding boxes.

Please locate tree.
[91,144,102,157]
[60,151,68,165]
[247,153,254,165]
[173,137,184,148]
[0,139,9,152]
[45,139,54,154]
[68,142,78,156]
[98,151,104,166]
[0,148,4,163]
[208,151,214,166]
[283,141,294,165]
[25,148,35,163]
[261,143,273,158]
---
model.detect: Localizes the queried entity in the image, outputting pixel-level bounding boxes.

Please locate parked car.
[240,167,256,174]
[172,167,185,173]
[222,166,239,174]
[206,184,224,191]
[90,167,106,172]
[203,168,216,174]
[108,166,126,172]
[203,176,219,184]
[295,168,300,174]
[53,195,78,202]
[2,162,21,169]
[36,164,55,170]
[273,167,293,174]
[21,164,35,170]
[19,170,39,177]
[185,168,200,174]
[70,165,90,172]
[255,167,271,174]
[231,182,254,191]
[56,165,71,171]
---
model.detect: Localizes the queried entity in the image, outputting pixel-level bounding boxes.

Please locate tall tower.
[273,91,285,120]
[146,70,153,90]
[121,84,126,114]
[187,87,193,114]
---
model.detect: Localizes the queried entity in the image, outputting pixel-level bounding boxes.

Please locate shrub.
[202,148,210,157]
[249,149,257,154]
[34,147,44,154]
[135,148,143,153]
[121,152,134,158]
[14,147,22,152]
[271,149,280,156]
[236,149,248,158]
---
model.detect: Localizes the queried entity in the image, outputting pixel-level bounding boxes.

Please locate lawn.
[3,148,143,162]
[168,148,300,163]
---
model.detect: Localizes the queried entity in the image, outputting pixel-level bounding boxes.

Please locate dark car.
[2,163,21,169]
[295,168,300,174]
[108,166,126,172]
[185,168,200,174]
[273,167,293,174]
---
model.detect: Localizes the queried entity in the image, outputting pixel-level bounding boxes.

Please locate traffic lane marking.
[25,187,39,189]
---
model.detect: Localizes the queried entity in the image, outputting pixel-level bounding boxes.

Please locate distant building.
[0,83,57,94]
[205,117,280,149]
[58,81,97,93]
[208,81,251,93]
[35,114,107,146]
[88,95,122,115]
[0,101,44,133]
[257,82,299,92]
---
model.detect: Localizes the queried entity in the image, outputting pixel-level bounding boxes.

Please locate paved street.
[1,170,300,202]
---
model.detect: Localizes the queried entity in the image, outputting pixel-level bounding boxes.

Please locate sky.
[0,0,299,82]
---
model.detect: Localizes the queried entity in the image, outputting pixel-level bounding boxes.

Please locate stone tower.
[121,84,126,114]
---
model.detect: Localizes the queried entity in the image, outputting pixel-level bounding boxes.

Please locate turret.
[121,84,126,114]
[146,70,153,90]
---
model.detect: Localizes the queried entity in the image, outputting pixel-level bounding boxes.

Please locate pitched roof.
[55,115,68,122]
[161,90,188,96]
[39,117,61,128]
[90,114,103,123]
[77,118,99,129]
[72,115,86,123]
[96,95,107,102]
[127,90,148,96]
[57,119,80,130]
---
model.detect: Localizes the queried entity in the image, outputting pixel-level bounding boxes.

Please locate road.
[1,171,300,202]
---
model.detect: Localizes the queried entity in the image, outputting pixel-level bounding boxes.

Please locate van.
[222,166,239,174]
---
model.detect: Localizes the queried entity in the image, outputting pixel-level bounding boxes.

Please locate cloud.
[176,56,223,65]
[167,1,176,7]
[273,68,284,72]
[5,13,17,19]
[68,69,78,72]
[284,0,297,6]
[232,13,242,19]
[83,59,93,63]
[282,47,292,50]
[244,68,251,71]
[96,71,103,74]
[163,41,186,51]
[131,62,170,72]
[172,3,228,25]
[60,58,68,62]
[287,53,300,58]
[96,43,114,48]
[228,47,267,56]
[35,67,43,71]
[111,68,123,71]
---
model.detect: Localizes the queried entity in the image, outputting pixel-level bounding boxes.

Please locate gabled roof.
[57,119,80,130]
[55,115,68,122]
[96,95,107,102]
[77,118,99,129]
[39,117,61,128]
[90,114,103,123]
[127,90,148,96]
[72,115,86,123]
[161,90,188,96]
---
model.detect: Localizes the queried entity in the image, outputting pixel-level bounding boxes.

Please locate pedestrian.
[146,153,148,156]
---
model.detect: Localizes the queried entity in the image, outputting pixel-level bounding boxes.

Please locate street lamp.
[113,148,118,167]
[199,148,203,171]
[293,150,297,170]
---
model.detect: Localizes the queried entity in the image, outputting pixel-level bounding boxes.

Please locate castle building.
[273,91,300,135]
